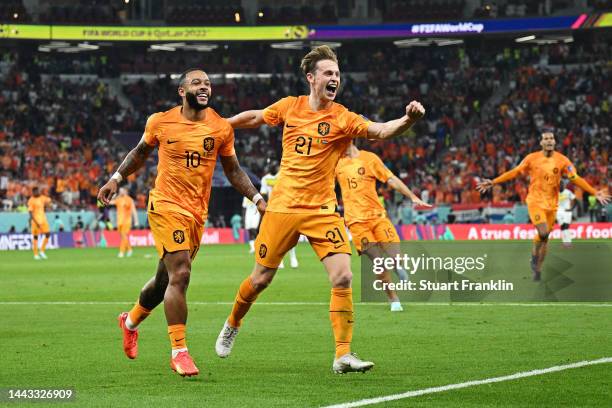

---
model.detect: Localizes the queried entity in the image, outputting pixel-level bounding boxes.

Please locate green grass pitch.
[1,243,611,407]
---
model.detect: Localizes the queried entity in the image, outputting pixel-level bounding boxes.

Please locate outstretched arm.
[220,155,267,214]
[387,176,431,207]
[366,101,425,140]
[476,164,525,193]
[227,110,266,129]
[97,140,155,206]
[570,176,611,205]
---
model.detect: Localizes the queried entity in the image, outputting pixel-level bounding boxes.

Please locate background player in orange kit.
[476,132,610,280]
[215,45,425,373]
[111,187,139,258]
[28,186,52,260]
[336,142,430,312]
[97,68,265,377]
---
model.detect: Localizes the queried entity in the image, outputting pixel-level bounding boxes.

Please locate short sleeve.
[27,198,34,212]
[342,110,371,138]
[242,197,248,208]
[262,97,293,127]
[142,113,160,146]
[45,196,52,206]
[562,157,578,180]
[517,155,531,174]
[370,155,394,182]
[568,190,576,200]
[219,126,236,157]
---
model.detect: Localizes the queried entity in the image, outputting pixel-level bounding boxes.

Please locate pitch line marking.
[0,301,611,307]
[321,357,612,408]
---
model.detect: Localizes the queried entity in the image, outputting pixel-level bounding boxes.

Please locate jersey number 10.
[185,151,201,168]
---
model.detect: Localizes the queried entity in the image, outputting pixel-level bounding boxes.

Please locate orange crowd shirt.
[115,195,135,227]
[262,96,371,213]
[496,151,577,211]
[335,150,393,226]
[143,106,235,224]
[27,195,51,225]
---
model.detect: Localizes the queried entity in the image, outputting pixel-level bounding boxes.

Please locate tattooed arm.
[97,139,155,205]
[220,154,267,214]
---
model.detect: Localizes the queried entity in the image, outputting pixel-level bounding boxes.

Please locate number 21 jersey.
[262,95,370,214]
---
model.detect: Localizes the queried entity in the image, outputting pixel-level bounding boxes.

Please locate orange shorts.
[349,217,400,253]
[31,220,50,236]
[255,211,351,268]
[148,210,203,260]
[528,205,556,230]
[117,223,131,235]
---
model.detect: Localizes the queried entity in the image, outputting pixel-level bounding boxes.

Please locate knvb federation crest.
[203,137,215,152]
[358,167,366,175]
[318,122,330,136]
[173,230,185,244]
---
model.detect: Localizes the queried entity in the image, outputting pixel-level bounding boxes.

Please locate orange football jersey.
[336,150,393,226]
[500,151,577,211]
[262,96,370,213]
[27,195,51,225]
[143,106,235,223]
[115,195,135,226]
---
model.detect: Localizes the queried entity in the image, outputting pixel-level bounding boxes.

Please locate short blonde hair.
[300,45,338,76]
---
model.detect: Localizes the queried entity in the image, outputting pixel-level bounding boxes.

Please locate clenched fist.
[406,101,425,121]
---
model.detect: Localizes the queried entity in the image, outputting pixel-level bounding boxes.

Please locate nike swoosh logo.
[167,140,179,144]
[175,338,185,342]
[285,124,297,128]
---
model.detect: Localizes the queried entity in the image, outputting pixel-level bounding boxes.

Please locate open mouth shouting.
[325,82,338,98]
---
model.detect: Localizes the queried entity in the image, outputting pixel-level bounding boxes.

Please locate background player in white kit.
[557,181,576,247]
[242,196,261,253]
[260,163,299,269]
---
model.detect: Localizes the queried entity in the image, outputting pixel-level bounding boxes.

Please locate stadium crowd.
[1,39,610,225]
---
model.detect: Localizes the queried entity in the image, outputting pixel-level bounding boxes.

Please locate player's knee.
[250,265,275,290]
[169,265,191,289]
[331,270,353,288]
[251,272,273,290]
[538,229,549,241]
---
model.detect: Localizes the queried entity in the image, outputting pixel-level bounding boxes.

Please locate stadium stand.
[1,33,610,227]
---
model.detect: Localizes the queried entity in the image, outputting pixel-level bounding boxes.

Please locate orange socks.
[127,302,151,329]
[330,288,354,359]
[32,239,39,256]
[119,235,131,253]
[41,236,48,252]
[168,324,187,350]
[228,277,260,328]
